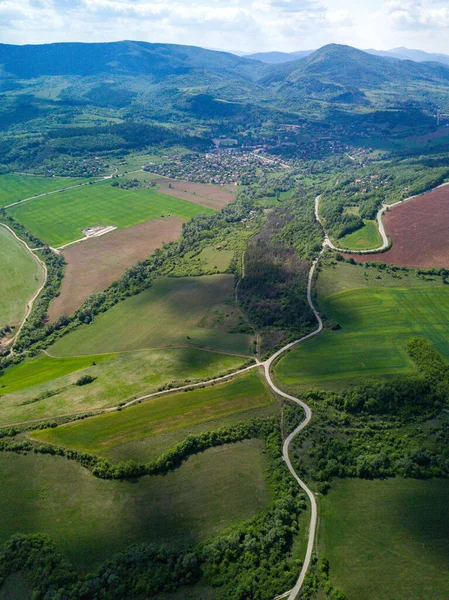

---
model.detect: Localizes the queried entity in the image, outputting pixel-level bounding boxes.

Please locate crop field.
[31,369,273,453]
[0,440,271,570]
[50,275,255,357]
[153,177,236,210]
[0,353,111,395]
[48,217,185,321]
[0,173,86,208]
[0,226,45,331]
[320,478,449,600]
[0,348,247,426]
[338,220,381,250]
[275,262,449,389]
[7,179,213,246]
[351,185,449,268]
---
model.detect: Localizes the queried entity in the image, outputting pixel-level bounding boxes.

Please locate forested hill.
[0,40,265,80]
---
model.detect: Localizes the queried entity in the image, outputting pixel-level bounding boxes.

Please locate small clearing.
[48,217,185,321]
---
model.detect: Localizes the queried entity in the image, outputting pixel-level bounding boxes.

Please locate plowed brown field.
[153,178,236,210]
[348,185,449,269]
[48,218,185,322]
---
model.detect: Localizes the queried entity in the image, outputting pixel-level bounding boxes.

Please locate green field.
[0,348,247,426]
[0,226,45,330]
[7,179,214,246]
[0,353,111,395]
[275,262,449,389]
[199,246,234,272]
[50,275,254,357]
[320,478,449,600]
[338,219,382,250]
[0,173,87,208]
[31,369,273,453]
[0,440,271,570]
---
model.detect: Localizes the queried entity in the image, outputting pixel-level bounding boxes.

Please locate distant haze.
[1,0,449,55]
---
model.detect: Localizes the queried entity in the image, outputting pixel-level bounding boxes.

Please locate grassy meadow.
[275,261,449,390]
[31,369,273,453]
[0,173,87,208]
[7,179,213,246]
[0,226,45,330]
[50,275,255,357]
[0,440,271,571]
[338,219,382,250]
[320,478,449,600]
[0,348,248,426]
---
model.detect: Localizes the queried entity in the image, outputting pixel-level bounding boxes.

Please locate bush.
[75,375,96,386]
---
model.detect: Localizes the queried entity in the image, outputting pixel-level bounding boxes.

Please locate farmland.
[152,177,236,210]
[7,179,214,246]
[0,173,87,208]
[0,225,45,331]
[48,217,186,321]
[50,275,255,357]
[274,260,449,390]
[0,440,271,570]
[338,220,381,250]
[31,369,273,454]
[351,185,449,268]
[320,478,449,600]
[0,348,247,426]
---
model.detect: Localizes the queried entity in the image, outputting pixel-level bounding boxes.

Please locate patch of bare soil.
[348,185,449,268]
[48,218,185,322]
[154,178,236,210]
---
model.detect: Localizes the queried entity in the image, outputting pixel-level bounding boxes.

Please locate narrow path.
[0,223,47,349]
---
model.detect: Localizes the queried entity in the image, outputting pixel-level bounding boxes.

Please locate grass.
[7,179,214,246]
[31,369,273,453]
[0,354,111,395]
[198,247,234,272]
[0,173,86,208]
[0,440,271,571]
[0,226,45,329]
[275,261,449,390]
[50,275,255,357]
[338,220,382,250]
[0,348,248,426]
[320,478,449,600]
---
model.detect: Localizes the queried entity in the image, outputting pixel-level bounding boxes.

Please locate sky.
[1,0,449,54]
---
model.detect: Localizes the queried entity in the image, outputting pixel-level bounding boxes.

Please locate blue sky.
[1,0,449,53]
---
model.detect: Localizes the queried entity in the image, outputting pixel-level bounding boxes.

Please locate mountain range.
[245,47,449,67]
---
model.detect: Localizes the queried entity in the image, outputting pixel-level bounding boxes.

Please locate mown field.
[0,173,87,208]
[0,348,247,426]
[320,478,449,600]
[31,369,273,453]
[338,220,381,250]
[7,179,214,246]
[275,261,449,389]
[0,226,45,330]
[0,440,271,571]
[50,275,255,357]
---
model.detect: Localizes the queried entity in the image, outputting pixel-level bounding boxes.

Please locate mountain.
[245,50,314,64]
[366,47,449,66]
[0,40,264,80]
[266,44,449,88]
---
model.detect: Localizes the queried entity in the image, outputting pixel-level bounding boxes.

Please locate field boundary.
[0,223,47,349]
[316,181,449,255]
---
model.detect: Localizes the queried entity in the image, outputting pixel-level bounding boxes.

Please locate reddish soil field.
[48,218,185,322]
[153,178,236,210]
[347,185,449,269]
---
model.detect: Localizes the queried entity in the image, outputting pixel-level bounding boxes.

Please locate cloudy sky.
[1,0,449,54]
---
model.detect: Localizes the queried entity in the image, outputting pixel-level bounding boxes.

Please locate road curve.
[264,252,324,600]
[0,223,47,349]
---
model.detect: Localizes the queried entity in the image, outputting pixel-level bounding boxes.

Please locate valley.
[1,37,449,600]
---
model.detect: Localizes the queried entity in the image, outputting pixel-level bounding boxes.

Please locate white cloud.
[384,0,449,30]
